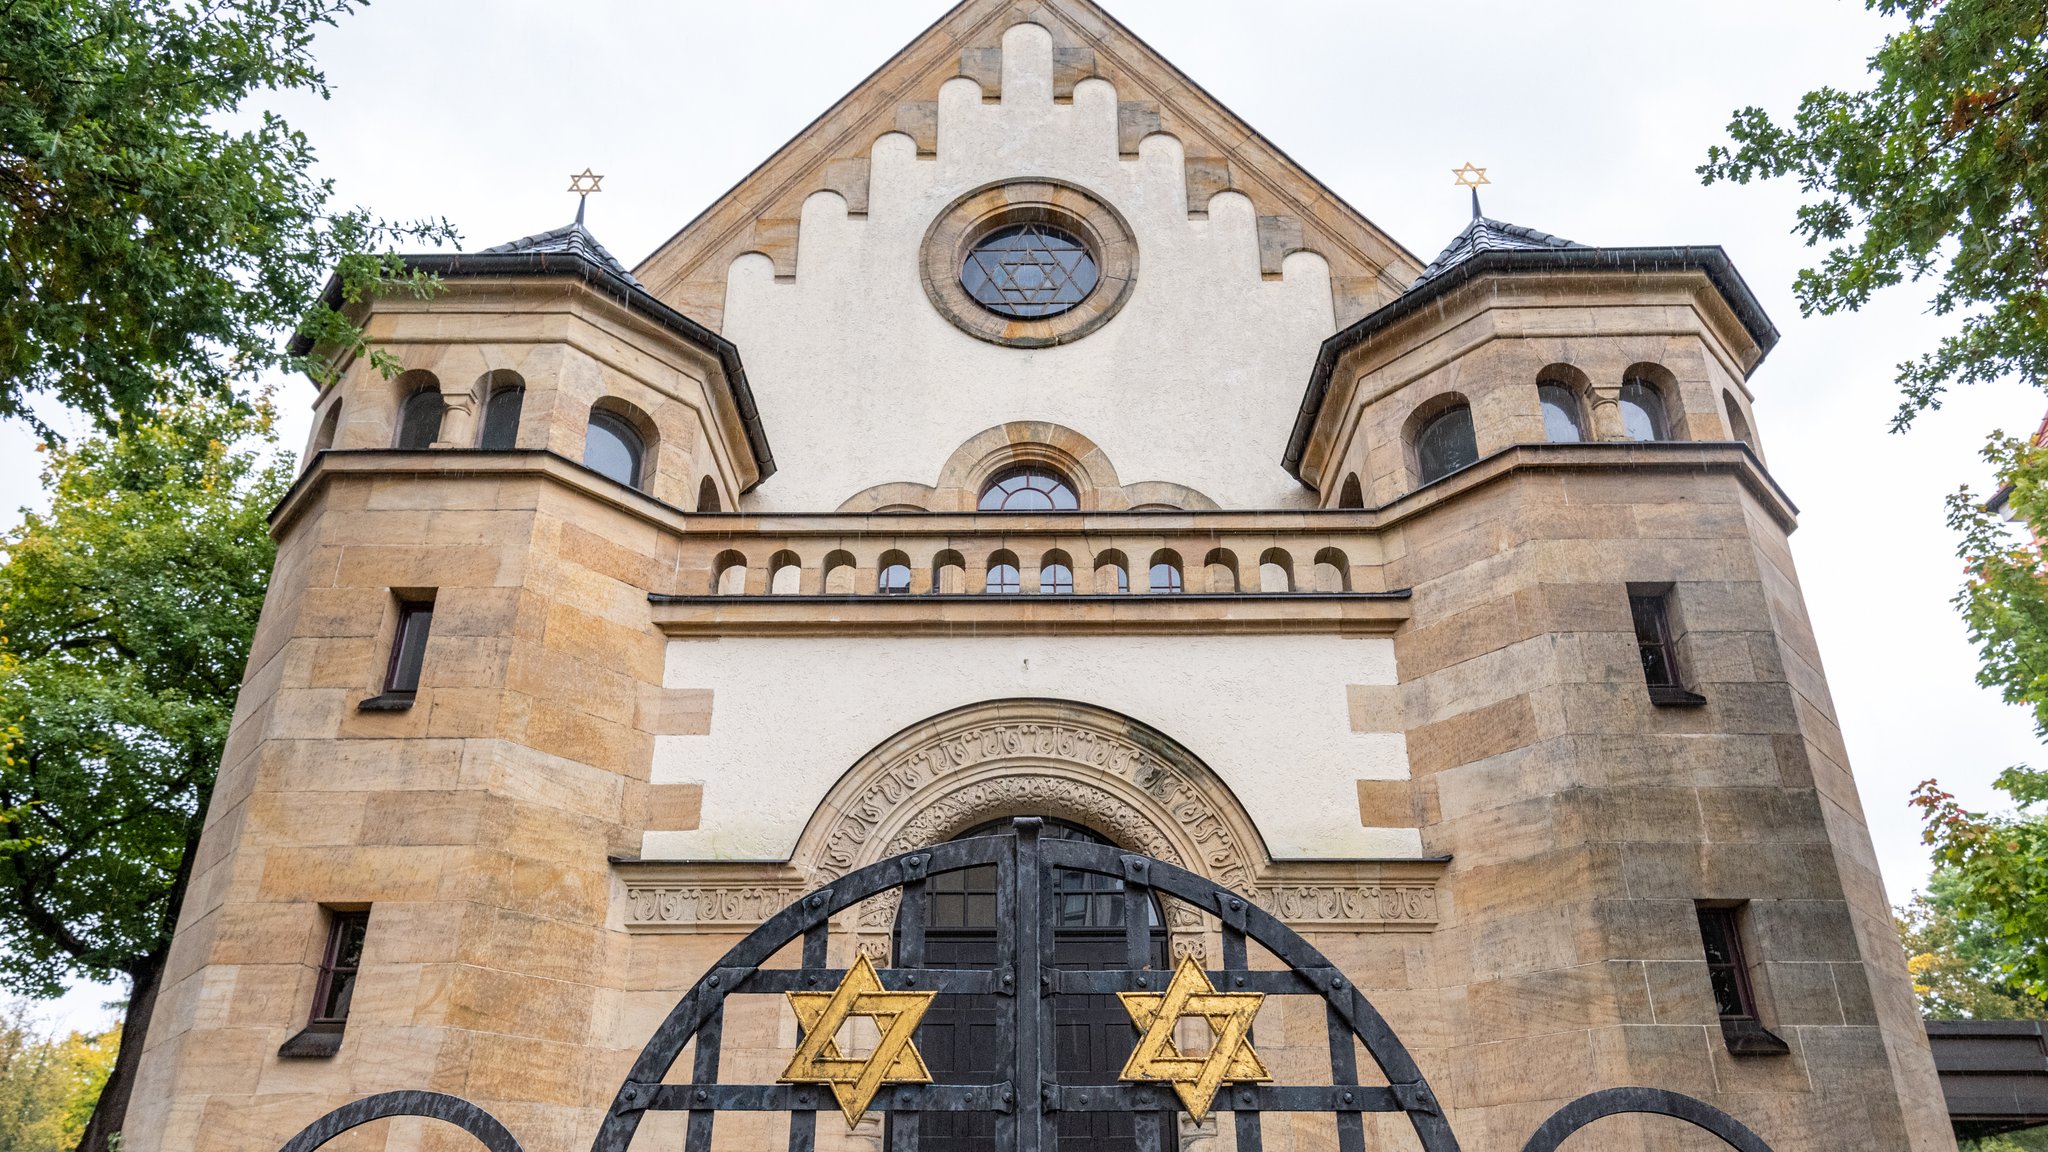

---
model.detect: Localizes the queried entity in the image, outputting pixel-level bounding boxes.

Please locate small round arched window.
[960,223,1099,319]
[979,467,1078,512]
[584,410,645,489]
[1619,379,1668,442]
[1416,405,1478,484]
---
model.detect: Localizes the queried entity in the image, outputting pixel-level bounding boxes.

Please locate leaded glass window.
[1539,383,1583,443]
[1619,379,1668,441]
[960,223,1099,319]
[979,467,1078,511]
[1416,405,1478,483]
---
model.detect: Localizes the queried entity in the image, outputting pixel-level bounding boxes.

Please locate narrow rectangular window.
[384,600,434,695]
[1696,906,1757,1020]
[311,910,369,1024]
[1630,593,1681,688]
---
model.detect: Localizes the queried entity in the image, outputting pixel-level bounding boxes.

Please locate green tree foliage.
[1699,0,2048,431]
[0,0,453,434]
[1912,430,2048,1002]
[1900,869,2048,1019]
[1701,0,2048,1015]
[0,392,289,1148]
[0,1004,117,1152]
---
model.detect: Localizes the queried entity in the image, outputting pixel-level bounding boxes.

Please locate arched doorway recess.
[790,699,1272,967]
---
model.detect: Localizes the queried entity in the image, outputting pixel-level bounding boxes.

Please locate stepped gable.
[632,0,1424,330]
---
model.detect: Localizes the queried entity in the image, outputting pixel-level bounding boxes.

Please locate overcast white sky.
[24,0,2048,1033]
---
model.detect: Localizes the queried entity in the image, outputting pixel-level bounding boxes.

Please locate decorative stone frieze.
[619,700,1444,937]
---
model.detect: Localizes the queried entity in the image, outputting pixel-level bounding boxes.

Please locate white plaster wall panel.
[646,633,1416,863]
[720,23,1336,512]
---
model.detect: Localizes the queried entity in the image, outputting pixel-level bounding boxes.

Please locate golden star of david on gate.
[1451,162,1490,188]
[779,953,937,1128]
[1118,956,1272,1122]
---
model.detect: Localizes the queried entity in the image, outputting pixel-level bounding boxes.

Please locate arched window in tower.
[985,551,1021,594]
[395,386,445,450]
[1723,391,1755,449]
[477,377,524,450]
[1619,378,1668,442]
[978,466,1078,511]
[1416,404,1477,484]
[697,476,722,513]
[1337,474,1365,509]
[1538,382,1585,443]
[585,409,645,489]
[311,402,342,455]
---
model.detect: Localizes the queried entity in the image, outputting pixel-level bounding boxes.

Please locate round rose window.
[959,222,1100,319]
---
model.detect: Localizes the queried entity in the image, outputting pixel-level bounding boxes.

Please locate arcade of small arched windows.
[336,367,730,516]
[699,540,1360,596]
[1401,363,1759,489]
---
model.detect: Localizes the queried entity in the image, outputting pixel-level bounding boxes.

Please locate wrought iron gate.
[278,818,1778,1152]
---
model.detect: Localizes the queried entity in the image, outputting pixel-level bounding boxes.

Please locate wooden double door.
[898,820,1172,1152]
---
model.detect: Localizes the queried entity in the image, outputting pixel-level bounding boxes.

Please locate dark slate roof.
[481,221,644,289]
[1411,215,1586,288]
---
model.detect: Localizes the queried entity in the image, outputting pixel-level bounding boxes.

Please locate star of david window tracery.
[960,222,1101,319]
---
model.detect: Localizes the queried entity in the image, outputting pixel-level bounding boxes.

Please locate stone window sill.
[357,692,416,712]
[1648,685,1707,708]
[278,1022,345,1058]
[1719,1017,1790,1056]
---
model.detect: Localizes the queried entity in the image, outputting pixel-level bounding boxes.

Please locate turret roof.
[482,220,644,289]
[1410,213,1586,289]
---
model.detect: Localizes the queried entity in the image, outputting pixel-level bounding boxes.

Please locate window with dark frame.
[386,600,433,695]
[314,910,369,1024]
[1629,590,1702,705]
[478,385,524,450]
[1695,903,1791,1055]
[1696,906,1757,1020]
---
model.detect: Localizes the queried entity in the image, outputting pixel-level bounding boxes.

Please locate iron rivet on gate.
[1229,899,1242,911]
[708,976,719,987]
[1136,976,1148,988]
[695,1089,707,1103]
[1343,1091,1354,1104]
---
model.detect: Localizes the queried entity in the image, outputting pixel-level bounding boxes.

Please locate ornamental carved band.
[621,881,1437,929]
[814,719,1253,890]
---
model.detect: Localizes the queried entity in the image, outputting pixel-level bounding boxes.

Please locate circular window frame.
[921,178,1137,348]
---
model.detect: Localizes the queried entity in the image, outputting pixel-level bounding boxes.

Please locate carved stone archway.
[796,699,1266,888]
[793,699,1269,965]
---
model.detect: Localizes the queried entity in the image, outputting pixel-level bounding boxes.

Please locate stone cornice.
[645,590,1412,637]
[274,442,1796,542]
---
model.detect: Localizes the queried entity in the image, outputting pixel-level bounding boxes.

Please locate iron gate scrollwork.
[279,818,1779,1152]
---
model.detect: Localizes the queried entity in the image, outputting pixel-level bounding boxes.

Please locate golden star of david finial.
[1451,162,1490,188]
[567,168,605,196]
[1118,956,1272,1122]
[779,953,937,1128]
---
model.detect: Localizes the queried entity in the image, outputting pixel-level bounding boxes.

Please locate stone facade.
[123,2,1948,1150]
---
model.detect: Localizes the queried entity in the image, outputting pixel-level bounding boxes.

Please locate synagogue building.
[123,3,1951,1150]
